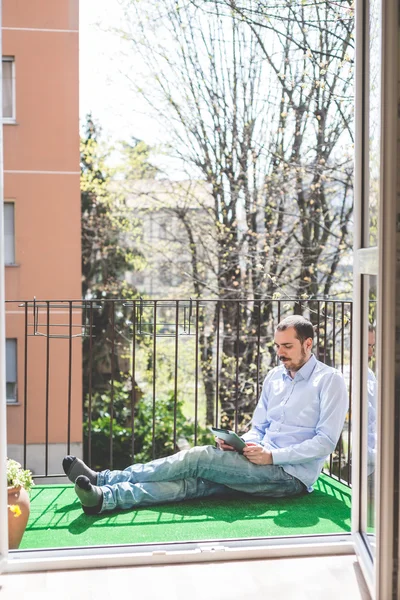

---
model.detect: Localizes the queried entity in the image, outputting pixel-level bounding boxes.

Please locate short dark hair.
[275,315,314,344]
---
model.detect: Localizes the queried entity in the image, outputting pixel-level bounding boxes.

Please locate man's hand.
[215,437,236,451]
[242,443,273,465]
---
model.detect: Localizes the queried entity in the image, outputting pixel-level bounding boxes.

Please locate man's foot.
[75,475,104,515]
[62,455,97,484]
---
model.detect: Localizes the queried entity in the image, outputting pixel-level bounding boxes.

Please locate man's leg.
[67,446,304,493]
[74,475,229,514]
[64,447,259,488]
[63,456,97,484]
[98,445,301,494]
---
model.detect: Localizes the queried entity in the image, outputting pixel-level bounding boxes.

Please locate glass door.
[361,0,381,559]
[353,0,399,598]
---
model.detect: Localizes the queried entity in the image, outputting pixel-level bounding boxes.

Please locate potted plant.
[7,458,34,549]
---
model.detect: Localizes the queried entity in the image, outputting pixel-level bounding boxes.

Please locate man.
[367,324,377,475]
[367,324,377,528]
[63,315,349,515]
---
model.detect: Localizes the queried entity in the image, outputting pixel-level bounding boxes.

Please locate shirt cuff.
[270,447,291,465]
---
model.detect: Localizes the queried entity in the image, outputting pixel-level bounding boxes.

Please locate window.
[4,202,15,264]
[6,339,17,403]
[2,56,15,121]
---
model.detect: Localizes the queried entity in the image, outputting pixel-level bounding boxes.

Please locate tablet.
[210,426,246,451]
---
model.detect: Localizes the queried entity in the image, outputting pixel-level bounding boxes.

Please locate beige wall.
[3,0,82,469]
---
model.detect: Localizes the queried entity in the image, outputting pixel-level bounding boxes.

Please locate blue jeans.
[97,446,306,512]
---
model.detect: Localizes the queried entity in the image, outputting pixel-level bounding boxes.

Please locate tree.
[116,0,354,427]
[81,114,146,399]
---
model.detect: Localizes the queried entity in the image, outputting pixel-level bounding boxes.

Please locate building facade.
[3,0,82,476]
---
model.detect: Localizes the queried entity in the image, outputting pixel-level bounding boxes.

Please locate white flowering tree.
[116,0,354,426]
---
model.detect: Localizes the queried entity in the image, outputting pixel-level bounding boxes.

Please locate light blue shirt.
[242,354,349,491]
[367,367,377,475]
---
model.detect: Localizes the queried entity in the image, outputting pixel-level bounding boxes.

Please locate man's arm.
[271,371,349,465]
[241,375,272,444]
[240,375,274,463]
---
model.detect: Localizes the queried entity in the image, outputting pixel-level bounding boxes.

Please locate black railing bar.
[45,301,50,477]
[13,300,102,307]
[7,297,354,304]
[134,320,197,326]
[22,307,96,315]
[215,301,220,426]
[28,331,90,340]
[124,300,204,308]
[23,301,28,469]
[338,432,342,481]
[67,301,73,455]
[194,300,199,446]
[139,300,143,334]
[136,332,195,338]
[88,301,93,468]
[34,298,38,335]
[109,306,115,470]
[256,300,262,402]
[234,303,240,433]
[173,301,179,451]
[27,323,86,328]
[152,301,157,460]
[277,300,281,324]
[131,326,138,461]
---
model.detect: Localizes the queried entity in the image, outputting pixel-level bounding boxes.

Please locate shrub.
[83,382,214,470]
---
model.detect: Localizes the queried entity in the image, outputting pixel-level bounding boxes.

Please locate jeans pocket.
[280,468,294,480]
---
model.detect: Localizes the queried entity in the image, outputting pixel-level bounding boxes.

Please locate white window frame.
[351,0,399,599]
[4,201,15,265]
[2,1,399,591]
[2,56,15,124]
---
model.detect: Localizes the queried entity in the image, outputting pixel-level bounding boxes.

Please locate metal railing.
[5,297,353,486]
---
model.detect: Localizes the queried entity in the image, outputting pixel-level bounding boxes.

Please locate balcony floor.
[3,555,373,600]
[18,474,351,550]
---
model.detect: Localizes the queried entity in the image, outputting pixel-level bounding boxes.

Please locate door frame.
[352,0,399,598]
[1,0,398,592]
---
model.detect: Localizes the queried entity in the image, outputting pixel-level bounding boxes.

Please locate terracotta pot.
[7,486,30,550]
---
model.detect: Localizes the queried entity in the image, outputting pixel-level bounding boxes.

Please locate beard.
[281,347,308,371]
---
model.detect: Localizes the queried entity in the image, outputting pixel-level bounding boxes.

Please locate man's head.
[274,315,314,374]
[368,325,376,360]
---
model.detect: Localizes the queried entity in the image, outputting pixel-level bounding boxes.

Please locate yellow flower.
[8,504,21,518]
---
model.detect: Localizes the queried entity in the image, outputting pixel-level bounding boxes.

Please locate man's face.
[274,327,312,373]
[368,330,376,360]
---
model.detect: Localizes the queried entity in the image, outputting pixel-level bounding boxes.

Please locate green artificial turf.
[19,474,351,550]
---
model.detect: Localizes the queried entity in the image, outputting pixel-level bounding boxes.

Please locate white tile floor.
[0,554,371,600]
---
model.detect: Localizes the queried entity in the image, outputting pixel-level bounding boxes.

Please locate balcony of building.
[5,297,355,553]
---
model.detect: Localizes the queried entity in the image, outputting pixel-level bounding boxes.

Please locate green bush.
[83,381,214,470]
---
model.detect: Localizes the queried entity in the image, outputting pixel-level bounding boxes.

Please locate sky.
[79,0,161,148]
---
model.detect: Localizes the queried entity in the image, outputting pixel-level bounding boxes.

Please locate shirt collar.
[282,354,317,381]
